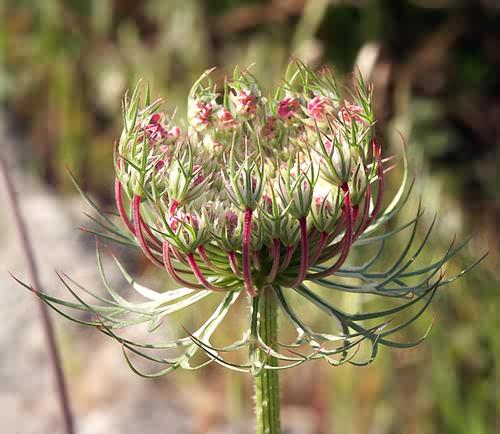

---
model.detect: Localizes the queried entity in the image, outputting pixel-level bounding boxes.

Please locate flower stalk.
[114,176,135,234]
[254,286,281,434]
[243,208,256,297]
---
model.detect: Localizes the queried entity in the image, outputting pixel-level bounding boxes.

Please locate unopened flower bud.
[310,191,342,233]
[307,96,329,121]
[319,137,353,186]
[189,99,218,131]
[217,107,238,130]
[338,102,365,126]
[349,162,368,205]
[167,211,209,253]
[277,97,300,120]
[214,208,244,252]
[232,89,258,118]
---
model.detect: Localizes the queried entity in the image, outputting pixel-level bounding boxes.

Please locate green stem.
[254,286,281,434]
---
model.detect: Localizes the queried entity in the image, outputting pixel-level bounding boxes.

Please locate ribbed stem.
[243,208,256,297]
[254,287,281,434]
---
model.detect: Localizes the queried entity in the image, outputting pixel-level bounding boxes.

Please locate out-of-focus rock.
[0,119,194,434]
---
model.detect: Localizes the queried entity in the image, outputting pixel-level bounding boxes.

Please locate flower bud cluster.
[114,62,382,296]
[29,61,476,377]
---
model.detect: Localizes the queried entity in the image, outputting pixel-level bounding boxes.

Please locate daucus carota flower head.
[25,61,481,376]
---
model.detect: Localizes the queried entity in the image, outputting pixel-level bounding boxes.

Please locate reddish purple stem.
[132,195,163,267]
[186,254,228,292]
[197,245,225,272]
[162,242,204,290]
[279,245,296,272]
[353,181,371,240]
[139,213,162,248]
[115,177,135,234]
[307,184,353,279]
[309,231,329,266]
[169,200,179,215]
[242,208,256,297]
[228,251,242,277]
[171,246,189,266]
[288,217,309,288]
[352,205,359,227]
[316,213,347,263]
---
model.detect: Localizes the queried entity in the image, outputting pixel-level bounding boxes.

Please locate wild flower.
[19,61,481,380]
[277,96,300,120]
[217,107,238,130]
[307,95,329,121]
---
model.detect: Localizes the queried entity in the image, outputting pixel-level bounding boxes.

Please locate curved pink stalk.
[242,208,256,297]
[132,195,163,267]
[186,254,229,292]
[170,246,189,266]
[228,251,242,277]
[315,213,346,263]
[169,200,179,215]
[288,217,309,288]
[198,245,226,272]
[353,181,371,240]
[139,213,162,248]
[307,184,353,279]
[279,245,296,272]
[162,242,204,290]
[352,205,359,227]
[115,177,135,234]
[309,231,329,266]
[266,238,281,283]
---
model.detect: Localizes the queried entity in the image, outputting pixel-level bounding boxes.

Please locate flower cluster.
[26,61,479,375]
[115,64,378,297]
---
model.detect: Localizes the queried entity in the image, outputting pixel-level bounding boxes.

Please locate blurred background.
[1,1,499,433]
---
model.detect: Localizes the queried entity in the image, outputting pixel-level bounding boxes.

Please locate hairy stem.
[254,286,281,434]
